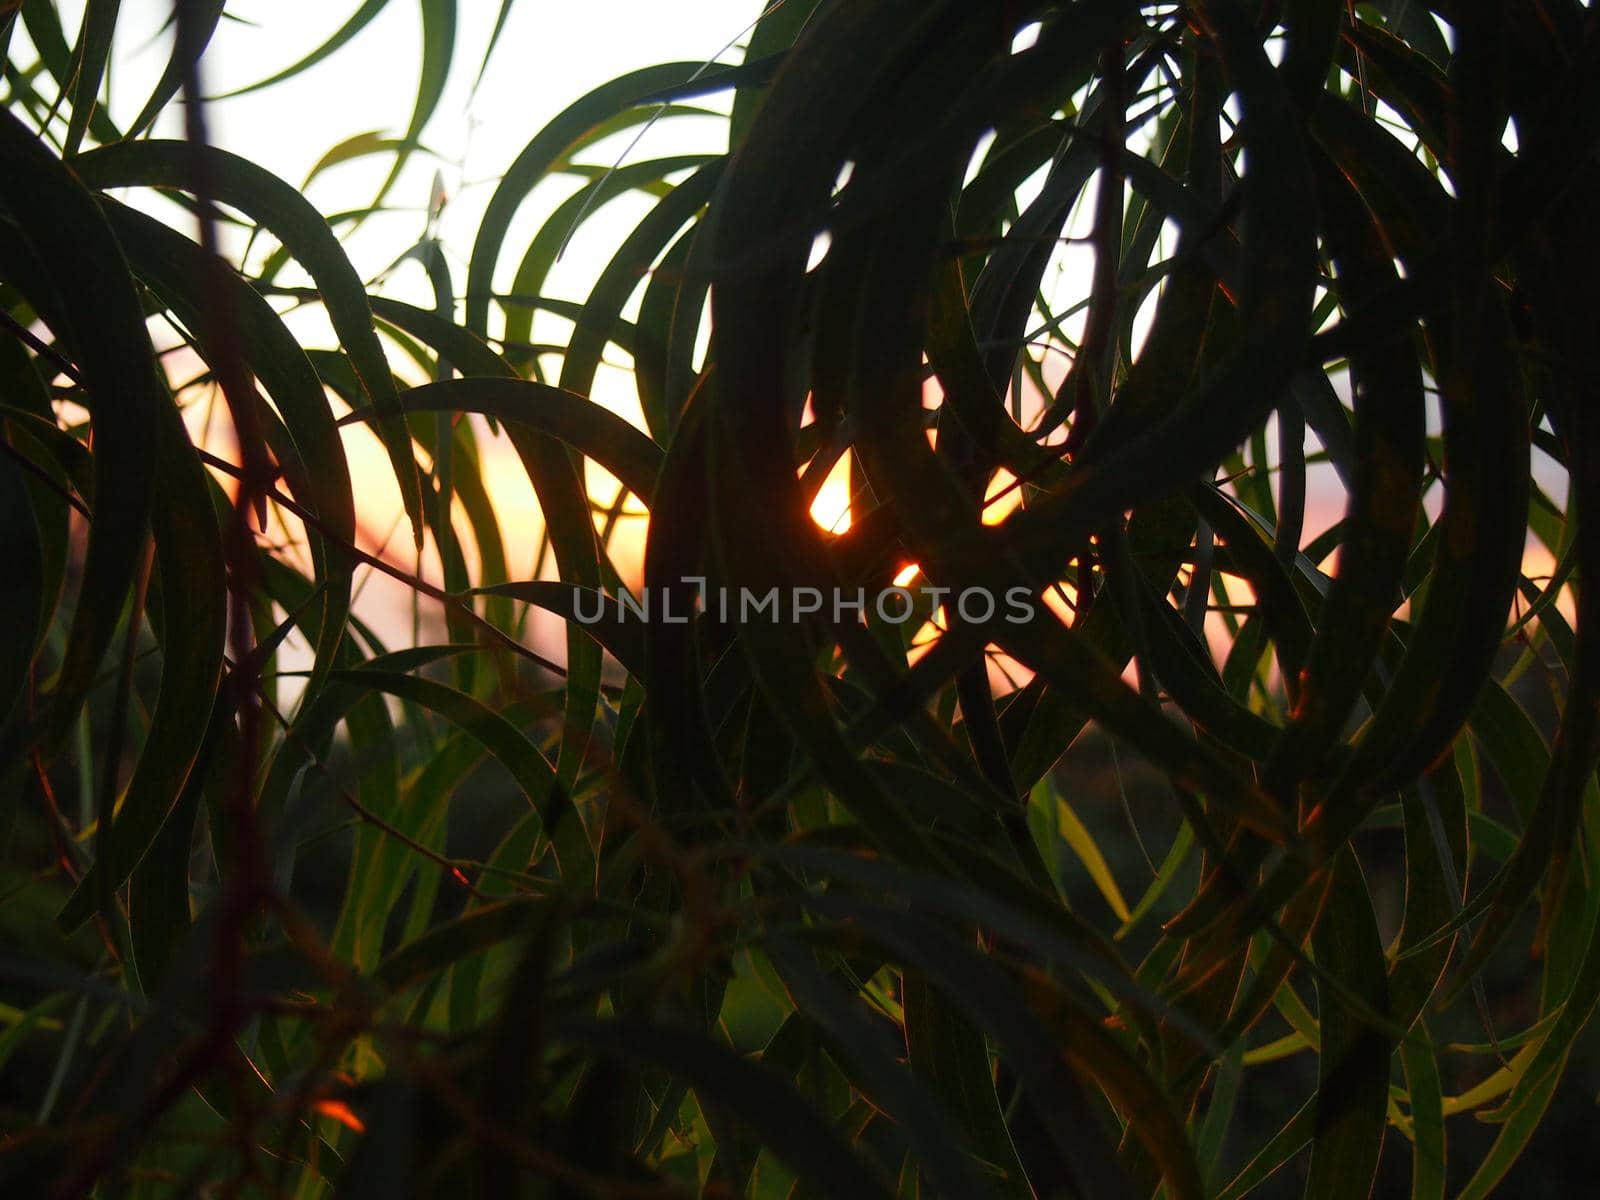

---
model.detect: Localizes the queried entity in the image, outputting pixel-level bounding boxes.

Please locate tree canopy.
[2,2,1598,1196]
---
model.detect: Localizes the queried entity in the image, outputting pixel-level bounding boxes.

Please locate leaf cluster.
[1,2,1598,1197]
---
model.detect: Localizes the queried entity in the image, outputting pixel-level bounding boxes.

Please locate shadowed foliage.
[2,1,1599,1196]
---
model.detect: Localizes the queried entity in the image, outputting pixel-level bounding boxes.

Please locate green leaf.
[1399,1027,1446,1200]
[561,1017,895,1200]
[330,667,563,829]
[75,139,426,549]
[123,0,225,139]
[342,377,663,504]
[1305,851,1390,1199]
[214,0,391,98]
[0,109,160,752]
[372,898,545,993]
[62,0,118,157]
[466,61,737,337]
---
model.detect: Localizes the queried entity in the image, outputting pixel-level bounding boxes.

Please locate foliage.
[2,0,1599,1196]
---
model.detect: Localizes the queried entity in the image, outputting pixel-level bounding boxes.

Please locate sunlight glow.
[983,469,1023,525]
[809,453,853,533]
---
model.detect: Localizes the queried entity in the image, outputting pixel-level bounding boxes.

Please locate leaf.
[555,162,722,401]
[1305,851,1390,1199]
[62,0,118,156]
[1033,776,1131,923]
[902,972,1033,1198]
[1455,893,1600,1199]
[75,139,426,549]
[560,1017,895,1200]
[330,667,562,828]
[341,377,663,504]
[473,581,645,677]
[123,0,225,139]
[1215,1100,1314,1200]
[0,433,43,728]
[214,0,391,97]
[372,898,545,993]
[466,61,741,337]
[56,365,227,932]
[1399,1027,1446,1200]
[499,152,711,357]
[127,696,231,992]
[763,936,992,1199]
[0,109,160,752]
[370,0,455,207]
[468,0,515,97]
[18,0,120,145]
[101,197,356,709]
[1260,154,1426,801]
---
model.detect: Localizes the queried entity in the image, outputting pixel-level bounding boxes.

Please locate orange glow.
[983,469,1023,525]
[312,1099,366,1133]
[1041,581,1079,623]
[986,647,1034,693]
[893,563,921,587]
[809,453,853,533]
[908,605,946,665]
